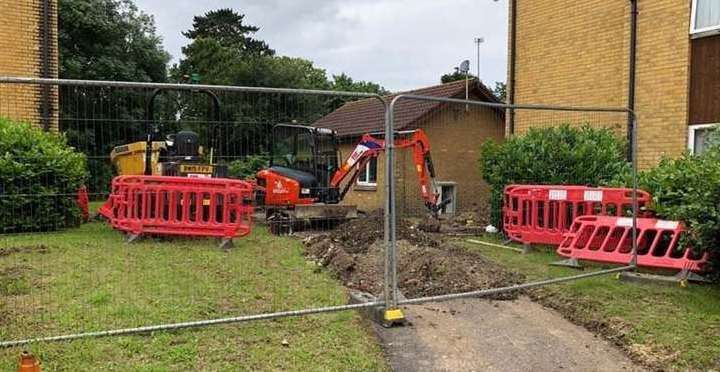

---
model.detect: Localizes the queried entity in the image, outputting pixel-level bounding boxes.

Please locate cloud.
[134,0,508,91]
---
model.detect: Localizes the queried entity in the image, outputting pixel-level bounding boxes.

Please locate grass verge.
[0,222,387,371]
[460,236,720,371]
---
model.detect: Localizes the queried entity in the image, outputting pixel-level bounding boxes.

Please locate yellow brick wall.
[511,0,691,168]
[339,104,505,215]
[0,0,58,130]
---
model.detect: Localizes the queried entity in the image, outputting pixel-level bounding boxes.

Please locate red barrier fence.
[77,185,89,222]
[557,215,708,273]
[100,176,254,243]
[503,185,651,246]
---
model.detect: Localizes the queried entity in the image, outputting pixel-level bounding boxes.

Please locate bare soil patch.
[527,287,673,370]
[418,203,491,235]
[0,265,32,296]
[0,245,49,257]
[303,212,524,299]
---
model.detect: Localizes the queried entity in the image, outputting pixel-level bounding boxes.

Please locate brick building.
[507,0,720,168]
[314,79,505,216]
[0,0,58,130]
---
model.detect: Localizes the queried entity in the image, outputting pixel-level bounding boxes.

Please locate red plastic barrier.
[557,215,708,273]
[503,185,651,246]
[77,185,89,222]
[101,176,253,240]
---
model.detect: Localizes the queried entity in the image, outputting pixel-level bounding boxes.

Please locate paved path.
[373,296,644,372]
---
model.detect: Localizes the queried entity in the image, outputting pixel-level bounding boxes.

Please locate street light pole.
[459,60,470,110]
[474,37,484,80]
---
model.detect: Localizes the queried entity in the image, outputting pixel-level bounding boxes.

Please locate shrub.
[479,124,629,227]
[635,147,720,257]
[228,154,270,179]
[0,118,88,232]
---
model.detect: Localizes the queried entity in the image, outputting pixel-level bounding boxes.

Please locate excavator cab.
[257,124,342,207]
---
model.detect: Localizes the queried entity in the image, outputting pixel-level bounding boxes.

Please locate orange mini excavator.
[255,124,448,231]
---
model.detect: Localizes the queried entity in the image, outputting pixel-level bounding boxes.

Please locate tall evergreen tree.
[182,9,274,56]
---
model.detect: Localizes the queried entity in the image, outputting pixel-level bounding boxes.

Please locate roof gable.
[314,79,500,136]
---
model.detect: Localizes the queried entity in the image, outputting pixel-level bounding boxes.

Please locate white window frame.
[690,0,720,37]
[688,123,718,154]
[356,157,378,187]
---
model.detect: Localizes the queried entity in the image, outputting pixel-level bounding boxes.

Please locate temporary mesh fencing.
[0,77,639,348]
[0,77,390,346]
[384,92,639,309]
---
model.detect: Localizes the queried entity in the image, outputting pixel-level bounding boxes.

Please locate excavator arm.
[330,129,448,216]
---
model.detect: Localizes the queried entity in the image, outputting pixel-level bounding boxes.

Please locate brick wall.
[511,0,691,168]
[0,0,58,130]
[339,103,505,216]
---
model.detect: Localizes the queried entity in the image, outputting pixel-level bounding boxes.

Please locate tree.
[441,70,476,84]
[58,0,171,194]
[331,73,388,95]
[183,8,274,56]
[58,0,170,82]
[441,69,506,102]
[493,82,507,102]
[172,9,388,161]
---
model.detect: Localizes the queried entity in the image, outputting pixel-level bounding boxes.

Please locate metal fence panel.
[384,93,638,310]
[0,77,388,345]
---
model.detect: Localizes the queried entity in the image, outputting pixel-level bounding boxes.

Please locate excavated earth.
[303,212,524,299]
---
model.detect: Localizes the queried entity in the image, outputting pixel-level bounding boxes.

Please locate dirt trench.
[303,212,523,299]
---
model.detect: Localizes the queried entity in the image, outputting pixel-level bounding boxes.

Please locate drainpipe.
[39,0,53,131]
[627,0,638,161]
[507,0,517,136]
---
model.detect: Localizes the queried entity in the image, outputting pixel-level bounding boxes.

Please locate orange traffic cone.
[18,351,40,372]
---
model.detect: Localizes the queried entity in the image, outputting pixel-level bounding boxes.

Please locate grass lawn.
[460,236,720,371]
[0,221,387,371]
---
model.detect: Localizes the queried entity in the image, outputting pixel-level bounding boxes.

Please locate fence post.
[630,112,639,268]
[381,96,405,325]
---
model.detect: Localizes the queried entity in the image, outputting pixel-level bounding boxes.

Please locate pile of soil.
[304,212,524,299]
[320,211,438,254]
[417,203,491,235]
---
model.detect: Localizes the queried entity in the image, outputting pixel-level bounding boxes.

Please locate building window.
[691,0,720,36]
[688,124,718,154]
[357,157,378,186]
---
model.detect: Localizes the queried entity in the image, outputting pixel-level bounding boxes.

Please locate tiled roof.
[314,79,500,136]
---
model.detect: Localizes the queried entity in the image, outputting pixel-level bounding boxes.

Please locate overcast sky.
[133,0,508,92]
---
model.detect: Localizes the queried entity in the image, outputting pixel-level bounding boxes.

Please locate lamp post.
[459,59,470,110]
[474,37,484,81]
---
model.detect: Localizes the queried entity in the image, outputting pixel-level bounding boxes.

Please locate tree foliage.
[493,82,507,102]
[331,73,389,95]
[440,71,505,102]
[183,8,274,56]
[441,71,476,84]
[173,9,386,95]
[228,154,270,179]
[58,0,170,81]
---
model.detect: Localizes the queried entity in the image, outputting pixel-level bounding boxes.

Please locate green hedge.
[228,154,269,179]
[479,124,629,227]
[636,145,720,257]
[0,118,88,232]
